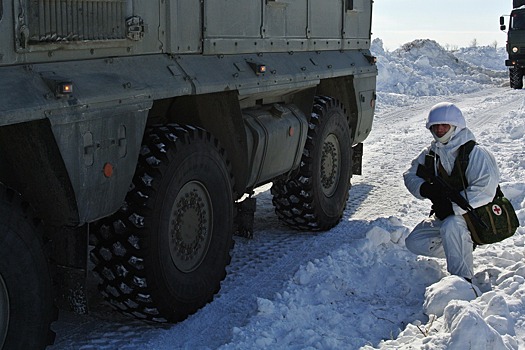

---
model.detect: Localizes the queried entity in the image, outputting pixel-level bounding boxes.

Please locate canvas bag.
[462,186,520,245]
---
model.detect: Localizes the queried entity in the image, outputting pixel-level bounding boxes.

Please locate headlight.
[512,46,519,53]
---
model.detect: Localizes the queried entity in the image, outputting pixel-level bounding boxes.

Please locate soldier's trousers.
[405,215,474,279]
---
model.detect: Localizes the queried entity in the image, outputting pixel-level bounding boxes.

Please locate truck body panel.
[3,0,373,64]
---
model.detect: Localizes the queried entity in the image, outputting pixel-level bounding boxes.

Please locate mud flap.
[234,197,257,239]
[352,143,363,175]
[50,225,89,314]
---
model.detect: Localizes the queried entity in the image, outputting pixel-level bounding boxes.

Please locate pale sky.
[372,0,511,50]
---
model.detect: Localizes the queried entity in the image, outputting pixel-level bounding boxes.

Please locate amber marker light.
[247,61,267,75]
[57,82,73,95]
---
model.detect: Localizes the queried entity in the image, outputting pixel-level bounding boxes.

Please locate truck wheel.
[0,186,55,349]
[509,68,523,89]
[271,96,353,231]
[90,124,234,322]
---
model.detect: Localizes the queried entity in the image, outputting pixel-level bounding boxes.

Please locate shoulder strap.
[457,140,476,177]
[455,140,476,193]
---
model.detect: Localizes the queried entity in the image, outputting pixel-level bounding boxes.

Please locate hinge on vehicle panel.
[126,16,145,41]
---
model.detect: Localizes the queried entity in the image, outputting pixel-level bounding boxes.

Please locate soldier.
[403,102,500,282]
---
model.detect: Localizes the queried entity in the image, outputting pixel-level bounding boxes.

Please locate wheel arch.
[0,119,78,226]
[316,76,358,140]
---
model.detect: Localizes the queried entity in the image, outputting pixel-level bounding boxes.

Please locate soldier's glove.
[419,182,442,200]
[431,196,454,221]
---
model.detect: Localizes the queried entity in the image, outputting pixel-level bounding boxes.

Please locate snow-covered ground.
[49,40,525,349]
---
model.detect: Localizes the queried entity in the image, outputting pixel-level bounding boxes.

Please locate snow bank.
[371,38,507,102]
[423,276,481,317]
[220,219,444,349]
[221,216,525,350]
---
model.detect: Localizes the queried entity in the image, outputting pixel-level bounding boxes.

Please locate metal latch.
[126,16,145,41]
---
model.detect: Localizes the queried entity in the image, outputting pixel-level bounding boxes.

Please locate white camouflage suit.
[403,102,500,280]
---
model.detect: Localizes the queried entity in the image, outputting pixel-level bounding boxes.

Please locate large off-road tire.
[271,96,353,231]
[0,186,55,350]
[90,124,234,322]
[509,68,523,89]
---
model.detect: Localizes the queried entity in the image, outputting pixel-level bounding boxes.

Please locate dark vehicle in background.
[501,0,525,88]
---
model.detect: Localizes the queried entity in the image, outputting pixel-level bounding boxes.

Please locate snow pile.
[219,220,525,350]
[369,266,524,350]
[423,276,481,318]
[371,38,507,99]
[220,218,446,350]
[454,46,508,71]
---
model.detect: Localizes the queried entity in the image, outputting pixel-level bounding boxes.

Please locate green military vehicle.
[501,0,525,88]
[0,0,377,348]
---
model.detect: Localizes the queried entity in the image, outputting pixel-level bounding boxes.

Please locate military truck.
[0,0,377,348]
[501,0,525,88]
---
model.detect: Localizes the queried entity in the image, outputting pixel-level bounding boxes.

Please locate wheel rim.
[168,180,213,273]
[0,273,9,349]
[320,133,341,197]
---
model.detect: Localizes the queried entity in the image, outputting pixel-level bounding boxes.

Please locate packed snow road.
[48,86,523,349]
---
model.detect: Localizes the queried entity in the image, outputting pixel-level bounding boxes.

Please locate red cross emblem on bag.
[492,204,502,216]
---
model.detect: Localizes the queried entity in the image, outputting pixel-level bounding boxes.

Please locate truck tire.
[0,186,55,350]
[90,124,234,322]
[271,96,353,231]
[509,68,523,89]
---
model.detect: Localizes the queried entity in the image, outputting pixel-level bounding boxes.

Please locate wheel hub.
[169,181,213,273]
[320,133,341,197]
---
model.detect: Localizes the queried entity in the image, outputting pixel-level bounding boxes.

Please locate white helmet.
[426,102,466,143]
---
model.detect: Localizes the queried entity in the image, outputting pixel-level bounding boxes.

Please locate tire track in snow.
[454,88,523,128]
